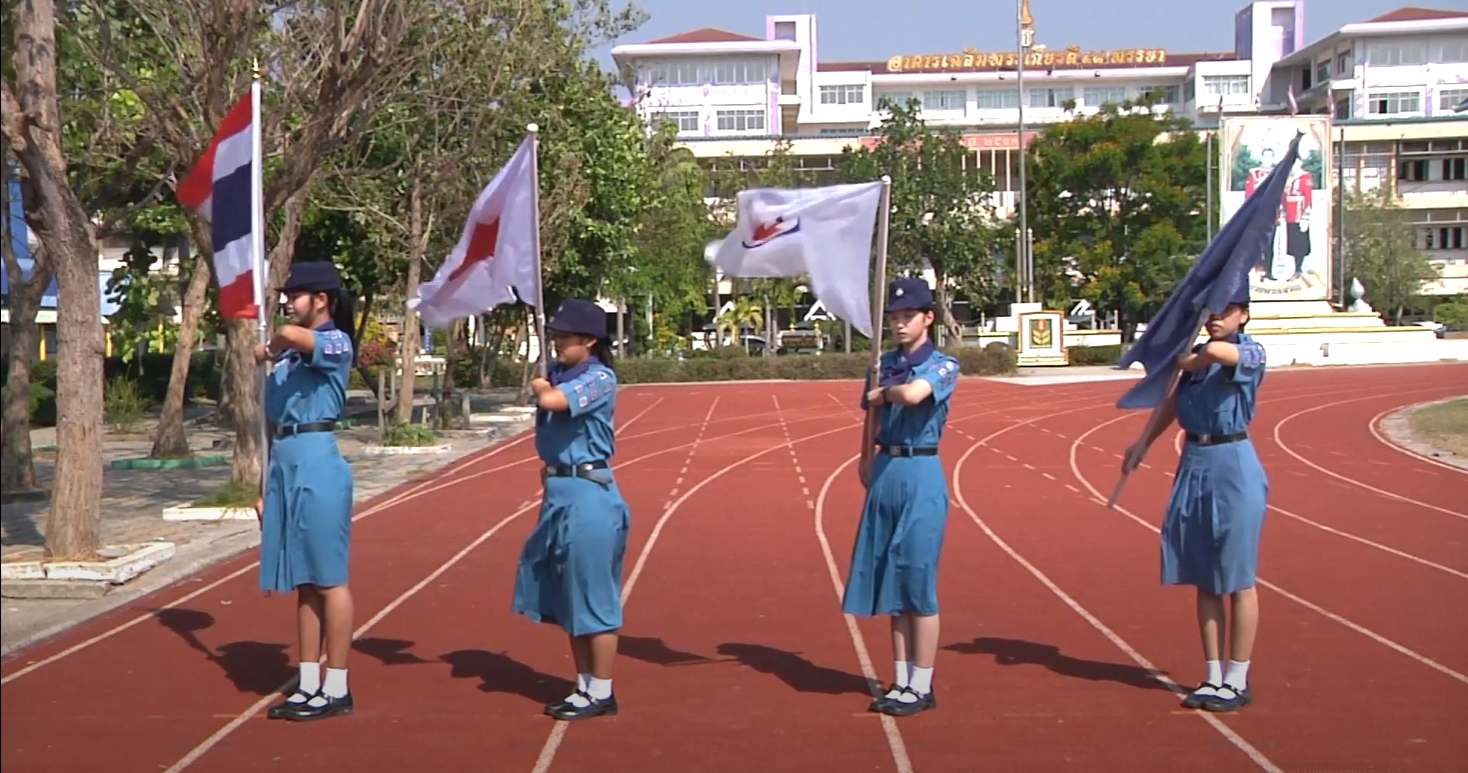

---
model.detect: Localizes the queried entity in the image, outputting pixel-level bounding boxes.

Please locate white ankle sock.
[291,663,321,703]
[586,677,613,701]
[908,666,934,696]
[1224,660,1250,691]
[1205,659,1224,687]
[886,661,910,698]
[322,668,349,698]
[577,673,591,693]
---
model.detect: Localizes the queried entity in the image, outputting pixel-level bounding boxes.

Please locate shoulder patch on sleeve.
[1239,340,1266,369]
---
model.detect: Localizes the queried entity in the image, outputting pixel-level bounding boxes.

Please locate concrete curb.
[1375,396,1468,471]
[0,529,261,657]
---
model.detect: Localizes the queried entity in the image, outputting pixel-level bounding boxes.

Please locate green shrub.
[380,422,439,447]
[103,376,151,433]
[0,381,58,427]
[611,344,1017,384]
[1066,344,1126,366]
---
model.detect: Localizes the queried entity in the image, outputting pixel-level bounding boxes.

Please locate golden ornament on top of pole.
[252,57,263,81]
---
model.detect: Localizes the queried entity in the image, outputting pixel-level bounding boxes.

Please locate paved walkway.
[1,390,530,654]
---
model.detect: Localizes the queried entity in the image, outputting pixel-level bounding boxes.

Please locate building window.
[818,85,865,105]
[1083,86,1127,106]
[1336,51,1352,73]
[1366,42,1427,67]
[1138,85,1179,104]
[650,111,699,133]
[646,62,700,87]
[1444,157,1467,182]
[922,90,966,111]
[773,21,796,41]
[715,109,766,133]
[713,60,767,86]
[875,91,914,110]
[1440,88,1468,111]
[1029,86,1074,108]
[1425,226,1466,251]
[1334,95,1352,120]
[1368,90,1421,115]
[1202,75,1250,97]
[1400,159,1429,182]
[1315,61,1330,84]
[975,89,1020,109]
[1435,38,1468,63]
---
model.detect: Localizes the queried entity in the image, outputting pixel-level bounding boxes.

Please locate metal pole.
[1015,0,1030,306]
[1206,130,1214,241]
[1335,124,1347,308]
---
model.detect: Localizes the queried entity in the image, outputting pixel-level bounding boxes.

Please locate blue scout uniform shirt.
[859,343,960,448]
[265,322,353,428]
[1175,332,1267,437]
[536,360,617,466]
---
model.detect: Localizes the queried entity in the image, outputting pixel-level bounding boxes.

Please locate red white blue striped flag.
[176,88,265,320]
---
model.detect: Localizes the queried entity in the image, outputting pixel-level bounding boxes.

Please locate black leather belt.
[1185,431,1248,447]
[879,445,939,457]
[543,460,611,480]
[275,421,338,438]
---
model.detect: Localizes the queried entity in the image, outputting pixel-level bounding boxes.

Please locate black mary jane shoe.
[283,692,355,722]
[1201,685,1252,713]
[869,684,903,713]
[268,691,317,719]
[877,686,936,717]
[546,691,618,721]
[1180,682,1221,710]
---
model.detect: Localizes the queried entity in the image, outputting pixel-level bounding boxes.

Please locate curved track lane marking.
[1271,394,1468,521]
[1366,400,1468,477]
[1079,391,1468,581]
[947,403,1286,773]
[162,394,828,772]
[530,404,870,773]
[1065,396,1468,686]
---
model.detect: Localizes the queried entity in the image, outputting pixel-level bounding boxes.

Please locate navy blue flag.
[1115,130,1304,410]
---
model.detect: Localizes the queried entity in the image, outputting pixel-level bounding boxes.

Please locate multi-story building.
[611,1,1468,300]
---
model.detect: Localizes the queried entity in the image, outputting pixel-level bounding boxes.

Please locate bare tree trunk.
[1,255,47,494]
[396,175,425,425]
[3,0,105,558]
[150,251,211,458]
[221,319,263,486]
[1,163,48,494]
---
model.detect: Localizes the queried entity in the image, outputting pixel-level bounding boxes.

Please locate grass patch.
[192,479,259,508]
[1408,398,1468,458]
[380,422,440,448]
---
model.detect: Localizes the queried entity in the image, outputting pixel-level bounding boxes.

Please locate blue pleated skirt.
[1160,440,1269,595]
[512,475,631,637]
[259,432,354,594]
[842,454,950,618]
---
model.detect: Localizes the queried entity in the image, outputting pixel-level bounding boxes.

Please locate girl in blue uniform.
[1122,286,1268,714]
[844,277,960,718]
[512,299,629,722]
[251,261,358,723]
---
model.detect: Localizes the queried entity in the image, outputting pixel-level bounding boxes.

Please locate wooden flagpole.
[861,176,893,477]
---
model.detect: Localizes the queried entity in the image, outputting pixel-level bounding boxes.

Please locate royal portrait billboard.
[1219,115,1333,301]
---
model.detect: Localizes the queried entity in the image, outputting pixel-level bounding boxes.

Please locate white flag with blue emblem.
[712,181,884,339]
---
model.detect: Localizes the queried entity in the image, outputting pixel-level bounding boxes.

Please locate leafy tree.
[1342,188,1440,324]
[1024,93,1207,334]
[835,99,1003,345]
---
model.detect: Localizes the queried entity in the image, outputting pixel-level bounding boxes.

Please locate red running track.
[3,365,1465,773]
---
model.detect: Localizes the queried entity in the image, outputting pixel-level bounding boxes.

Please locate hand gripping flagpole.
[861,176,893,473]
[250,59,270,509]
[526,123,548,378]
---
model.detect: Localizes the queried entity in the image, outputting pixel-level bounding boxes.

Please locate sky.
[588,0,1440,69]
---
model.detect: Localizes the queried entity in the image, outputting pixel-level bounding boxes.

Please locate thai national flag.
[176,87,264,320]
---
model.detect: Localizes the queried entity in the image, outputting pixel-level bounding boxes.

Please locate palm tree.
[716,297,763,352]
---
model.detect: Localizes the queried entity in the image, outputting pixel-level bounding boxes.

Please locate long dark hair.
[328,290,358,343]
[591,337,616,374]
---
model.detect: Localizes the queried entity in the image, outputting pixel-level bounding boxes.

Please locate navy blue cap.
[545,299,608,340]
[277,261,343,294]
[885,277,934,312]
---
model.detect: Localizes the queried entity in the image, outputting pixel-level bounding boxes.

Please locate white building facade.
[610,2,1468,298]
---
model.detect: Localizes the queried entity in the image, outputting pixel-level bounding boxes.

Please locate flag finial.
[251,58,262,81]
[526,123,539,134]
